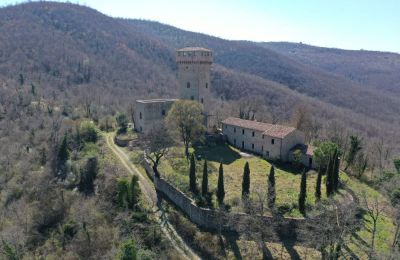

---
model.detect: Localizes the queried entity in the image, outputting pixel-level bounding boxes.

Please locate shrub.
[117,239,137,260]
[80,121,98,143]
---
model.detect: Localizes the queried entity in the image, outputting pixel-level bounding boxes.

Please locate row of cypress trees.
[189,152,340,215]
[189,153,225,205]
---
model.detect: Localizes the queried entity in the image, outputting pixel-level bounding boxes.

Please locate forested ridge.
[1,1,400,259]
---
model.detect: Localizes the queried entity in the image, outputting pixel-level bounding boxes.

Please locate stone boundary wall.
[143,156,310,240]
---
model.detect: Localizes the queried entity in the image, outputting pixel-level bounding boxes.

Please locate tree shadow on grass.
[194,143,241,164]
[225,232,243,260]
[274,220,302,260]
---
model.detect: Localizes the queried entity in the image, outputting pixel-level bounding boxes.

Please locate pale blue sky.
[1,0,399,53]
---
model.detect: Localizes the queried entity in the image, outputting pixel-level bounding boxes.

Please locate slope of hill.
[261,42,400,94]
[126,19,400,125]
[0,2,179,100]
[0,2,399,148]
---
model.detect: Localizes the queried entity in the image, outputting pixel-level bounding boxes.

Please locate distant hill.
[126,20,400,125]
[261,42,400,94]
[0,2,399,149]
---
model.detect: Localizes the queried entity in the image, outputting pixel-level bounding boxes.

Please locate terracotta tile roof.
[222,117,297,138]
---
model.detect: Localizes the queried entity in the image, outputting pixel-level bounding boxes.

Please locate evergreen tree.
[315,167,322,202]
[326,154,334,197]
[57,133,69,178]
[299,170,307,215]
[201,160,208,196]
[268,165,276,208]
[128,175,140,210]
[217,163,225,205]
[189,153,197,193]
[117,179,129,208]
[333,151,340,191]
[242,162,250,198]
[118,239,137,260]
[39,146,47,166]
[345,135,362,170]
[79,157,98,195]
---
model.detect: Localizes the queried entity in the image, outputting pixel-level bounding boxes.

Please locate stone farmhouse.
[222,117,314,168]
[134,47,315,168]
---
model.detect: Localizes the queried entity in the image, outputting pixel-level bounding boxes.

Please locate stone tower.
[176,47,213,115]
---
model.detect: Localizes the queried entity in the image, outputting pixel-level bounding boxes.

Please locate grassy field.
[340,173,397,258]
[157,142,346,217]
[122,136,399,258]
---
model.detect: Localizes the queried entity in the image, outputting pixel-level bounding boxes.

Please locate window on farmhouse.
[252,144,254,149]
[187,82,190,88]
[271,139,275,145]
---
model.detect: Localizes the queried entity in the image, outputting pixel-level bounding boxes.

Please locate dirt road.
[105,133,199,260]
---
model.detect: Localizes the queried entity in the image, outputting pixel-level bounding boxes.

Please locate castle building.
[176,47,213,114]
[133,47,314,168]
[133,99,178,133]
[134,47,213,134]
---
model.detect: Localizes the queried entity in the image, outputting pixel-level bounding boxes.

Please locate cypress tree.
[268,165,276,208]
[189,153,197,193]
[217,163,225,205]
[299,170,307,215]
[333,153,340,192]
[79,157,98,195]
[315,167,322,202]
[128,175,140,210]
[326,154,334,197]
[201,160,208,196]
[58,133,69,162]
[57,133,69,178]
[117,179,129,208]
[242,162,250,198]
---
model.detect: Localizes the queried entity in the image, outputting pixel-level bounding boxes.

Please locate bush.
[117,239,137,260]
[116,113,128,133]
[80,142,99,157]
[80,121,98,143]
[277,203,293,215]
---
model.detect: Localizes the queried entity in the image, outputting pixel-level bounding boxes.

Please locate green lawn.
[341,173,396,258]
[158,142,345,217]
[123,136,397,258]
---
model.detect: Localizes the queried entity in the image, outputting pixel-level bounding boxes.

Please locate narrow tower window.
[206,83,208,88]
[201,98,204,104]
[191,96,194,100]
[187,82,190,88]
[139,112,142,120]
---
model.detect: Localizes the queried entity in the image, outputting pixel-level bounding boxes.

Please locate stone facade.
[133,47,213,133]
[176,47,212,115]
[134,99,177,134]
[222,117,314,167]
